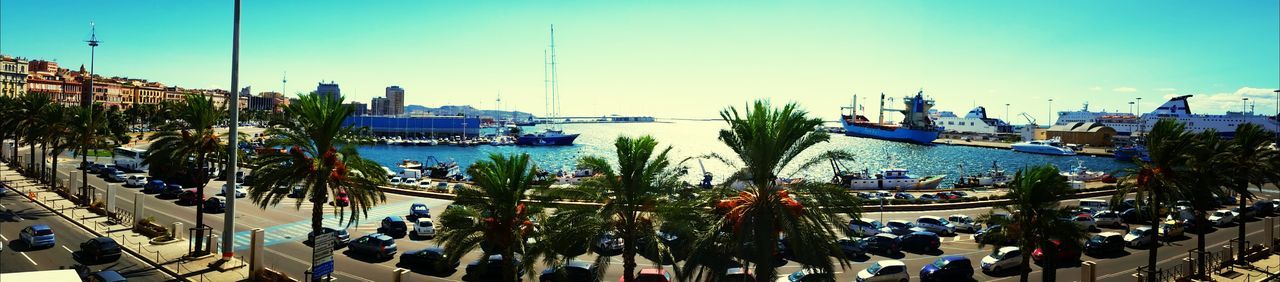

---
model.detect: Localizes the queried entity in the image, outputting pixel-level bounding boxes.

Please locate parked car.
[914,216,956,236]
[333,190,349,207]
[98,167,117,177]
[379,216,409,238]
[897,231,941,253]
[539,259,600,282]
[1233,206,1257,220]
[399,247,458,273]
[1253,200,1275,216]
[1084,232,1125,255]
[980,246,1023,273]
[836,237,866,258]
[87,164,106,174]
[1070,213,1097,231]
[349,233,398,259]
[414,218,436,238]
[143,180,166,194]
[1092,210,1123,228]
[949,191,969,198]
[783,268,834,282]
[857,234,900,255]
[1159,219,1185,238]
[1120,208,1153,224]
[917,194,940,202]
[855,260,909,282]
[1210,209,1235,226]
[389,177,402,185]
[107,170,127,182]
[879,220,915,236]
[124,175,147,187]
[177,189,203,205]
[217,184,247,198]
[287,186,306,198]
[203,197,226,213]
[975,225,1012,245]
[465,254,524,281]
[630,267,673,282]
[947,214,980,233]
[919,255,973,282]
[19,224,55,248]
[79,161,95,170]
[893,192,915,201]
[417,181,432,190]
[408,203,431,220]
[79,237,122,262]
[1031,239,1081,264]
[1124,227,1156,248]
[304,227,352,248]
[403,178,419,186]
[848,218,883,237]
[159,184,184,199]
[935,192,958,200]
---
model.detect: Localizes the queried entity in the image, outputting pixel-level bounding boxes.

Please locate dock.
[932,138,1114,157]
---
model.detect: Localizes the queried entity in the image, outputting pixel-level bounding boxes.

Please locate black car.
[1084,232,1125,255]
[1120,208,1153,224]
[79,237,122,262]
[349,233,398,259]
[893,192,916,200]
[79,161,95,170]
[538,259,600,282]
[975,225,1012,245]
[1233,206,1257,219]
[305,227,352,248]
[835,238,865,258]
[1254,201,1275,216]
[857,234,899,254]
[159,184,184,199]
[465,254,524,282]
[399,247,459,273]
[203,197,226,213]
[379,216,409,238]
[288,187,306,198]
[897,231,941,252]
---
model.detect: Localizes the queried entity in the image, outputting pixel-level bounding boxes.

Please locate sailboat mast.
[878,93,886,125]
[543,49,549,120]
[549,24,560,120]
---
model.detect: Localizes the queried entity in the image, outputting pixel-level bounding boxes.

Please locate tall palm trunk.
[50,148,59,189]
[501,247,517,282]
[752,191,779,282]
[1044,246,1058,282]
[28,142,36,173]
[1196,212,1208,279]
[311,179,327,238]
[193,153,208,255]
[1018,244,1032,282]
[1148,193,1160,282]
[81,148,89,205]
[1236,189,1247,263]
[622,212,637,282]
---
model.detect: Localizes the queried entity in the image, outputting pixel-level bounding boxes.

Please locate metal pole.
[221,0,240,261]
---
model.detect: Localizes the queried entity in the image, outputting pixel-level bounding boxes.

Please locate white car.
[108,171,128,182]
[1070,214,1096,231]
[1209,210,1235,227]
[417,180,432,189]
[1124,226,1155,247]
[389,177,402,185]
[855,260,908,282]
[414,218,436,238]
[403,178,418,186]
[848,218,883,237]
[980,246,1023,273]
[218,184,247,198]
[947,214,979,233]
[1092,210,1122,228]
[914,215,956,236]
[125,175,148,187]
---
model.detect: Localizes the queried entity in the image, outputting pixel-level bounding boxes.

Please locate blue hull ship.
[515,129,579,146]
[839,91,943,145]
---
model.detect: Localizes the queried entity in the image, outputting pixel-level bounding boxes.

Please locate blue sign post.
[312,233,335,280]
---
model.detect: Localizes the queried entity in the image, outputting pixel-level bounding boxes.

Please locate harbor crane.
[697,159,713,189]
[1018,112,1038,126]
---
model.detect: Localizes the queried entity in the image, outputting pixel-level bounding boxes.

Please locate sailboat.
[517,24,580,146]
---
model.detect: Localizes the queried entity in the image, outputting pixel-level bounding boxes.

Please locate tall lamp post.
[1047,99,1054,125]
[1005,103,1010,122]
[220,0,241,262]
[81,23,101,205]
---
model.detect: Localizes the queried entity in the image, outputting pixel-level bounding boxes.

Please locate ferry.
[840,91,943,145]
[1056,96,1280,137]
[1011,137,1077,156]
[831,168,947,190]
[932,106,1014,134]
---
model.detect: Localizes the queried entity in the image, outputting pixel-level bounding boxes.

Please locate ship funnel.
[1153,95,1193,115]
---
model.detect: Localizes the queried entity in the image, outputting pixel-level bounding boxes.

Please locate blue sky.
[1,1,1276,121]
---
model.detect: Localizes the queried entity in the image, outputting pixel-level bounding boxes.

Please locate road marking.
[19,250,37,265]
[0,234,8,241]
[62,245,74,253]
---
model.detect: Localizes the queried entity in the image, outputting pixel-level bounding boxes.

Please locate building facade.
[317,81,340,100]
[370,97,389,116]
[349,102,367,116]
[385,86,404,115]
[1,56,29,98]
[1047,122,1117,147]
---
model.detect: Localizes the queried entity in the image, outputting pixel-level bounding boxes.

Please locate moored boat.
[1011,137,1077,156]
[1060,159,1106,182]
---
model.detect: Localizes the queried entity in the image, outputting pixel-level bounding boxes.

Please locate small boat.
[953,161,1010,188]
[398,159,423,170]
[1011,137,1077,156]
[516,129,579,146]
[1114,145,1149,162]
[1060,160,1105,182]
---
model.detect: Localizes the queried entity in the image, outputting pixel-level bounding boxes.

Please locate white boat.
[1060,160,1105,182]
[832,168,946,190]
[1011,137,1077,156]
[954,161,1010,188]
[398,159,423,170]
[931,106,1015,135]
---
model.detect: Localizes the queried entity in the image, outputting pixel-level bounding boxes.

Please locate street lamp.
[1242,97,1249,113]
[1048,99,1054,125]
[1005,103,1010,122]
[81,22,101,205]
[220,0,242,262]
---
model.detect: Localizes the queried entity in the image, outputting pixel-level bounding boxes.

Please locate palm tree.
[69,105,111,204]
[246,93,387,245]
[1182,129,1231,279]
[978,165,1087,282]
[15,92,51,175]
[143,94,227,255]
[1113,119,1192,282]
[537,135,684,281]
[37,105,74,189]
[1224,123,1277,263]
[438,153,544,282]
[680,100,861,281]
[0,95,18,165]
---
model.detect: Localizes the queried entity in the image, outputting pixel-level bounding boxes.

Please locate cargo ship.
[840,91,943,144]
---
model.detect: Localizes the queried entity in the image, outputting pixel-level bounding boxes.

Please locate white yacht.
[1011,137,1077,156]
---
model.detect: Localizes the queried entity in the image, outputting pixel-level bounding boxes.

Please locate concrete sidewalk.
[1210,255,1280,282]
[0,165,251,282]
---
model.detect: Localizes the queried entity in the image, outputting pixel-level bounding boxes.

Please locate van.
[398,170,422,180]
[1078,199,1109,212]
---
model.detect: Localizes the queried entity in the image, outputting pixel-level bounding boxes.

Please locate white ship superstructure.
[933,106,1014,134]
[1054,96,1279,136]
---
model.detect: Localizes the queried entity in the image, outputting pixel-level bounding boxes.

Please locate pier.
[932,138,1115,157]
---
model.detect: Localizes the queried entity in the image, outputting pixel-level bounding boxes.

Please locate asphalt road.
[0,185,172,281]
[11,146,1280,282]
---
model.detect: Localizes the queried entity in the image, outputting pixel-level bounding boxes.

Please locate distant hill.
[405,104,534,120]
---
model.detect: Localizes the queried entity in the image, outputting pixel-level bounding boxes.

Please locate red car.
[935,192,959,200]
[177,189,204,205]
[333,190,350,207]
[1032,239,1081,264]
[626,268,673,282]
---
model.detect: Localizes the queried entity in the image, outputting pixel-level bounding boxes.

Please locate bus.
[113,147,149,173]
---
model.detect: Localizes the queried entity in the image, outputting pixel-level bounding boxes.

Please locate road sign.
[312,232,335,279]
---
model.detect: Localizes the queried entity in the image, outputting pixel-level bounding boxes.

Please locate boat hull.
[516,134,579,146]
[1010,144,1077,156]
[844,175,946,190]
[841,124,940,145]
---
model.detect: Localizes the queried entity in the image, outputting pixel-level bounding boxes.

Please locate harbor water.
[357,120,1135,187]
